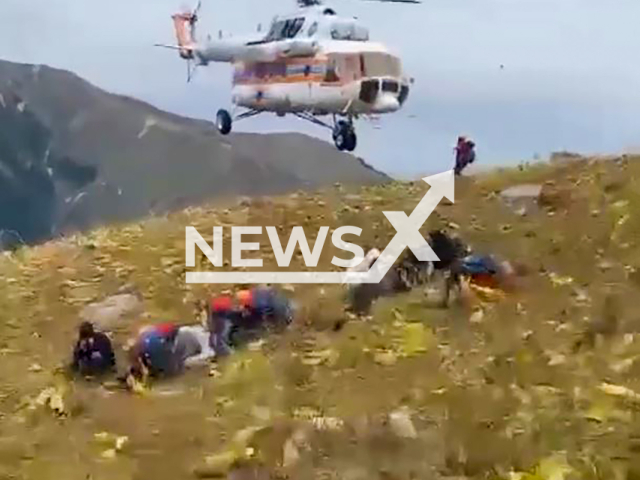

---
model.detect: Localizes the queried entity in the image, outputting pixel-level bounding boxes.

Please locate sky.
[1,0,639,178]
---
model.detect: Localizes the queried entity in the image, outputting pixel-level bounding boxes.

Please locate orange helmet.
[236,289,253,309]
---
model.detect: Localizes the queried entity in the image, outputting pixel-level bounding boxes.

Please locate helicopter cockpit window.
[265,20,285,41]
[285,18,305,38]
[267,17,305,41]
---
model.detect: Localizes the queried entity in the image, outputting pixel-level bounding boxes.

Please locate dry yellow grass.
[2,155,640,479]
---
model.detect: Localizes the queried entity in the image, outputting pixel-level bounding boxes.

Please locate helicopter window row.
[265,17,305,41]
[234,62,324,82]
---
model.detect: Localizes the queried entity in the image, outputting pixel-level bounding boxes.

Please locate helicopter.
[156,0,420,152]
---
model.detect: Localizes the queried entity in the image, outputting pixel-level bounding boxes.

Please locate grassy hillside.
[2,155,640,479]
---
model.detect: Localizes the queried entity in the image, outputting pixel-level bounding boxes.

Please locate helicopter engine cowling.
[276,39,319,58]
[198,38,319,64]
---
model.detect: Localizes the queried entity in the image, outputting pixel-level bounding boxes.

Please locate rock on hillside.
[0,60,389,246]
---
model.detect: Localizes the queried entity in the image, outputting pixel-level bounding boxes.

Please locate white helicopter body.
[161,0,418,151]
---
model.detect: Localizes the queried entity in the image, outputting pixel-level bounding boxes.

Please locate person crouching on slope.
[71,321,116,378]
[207,287,294,359]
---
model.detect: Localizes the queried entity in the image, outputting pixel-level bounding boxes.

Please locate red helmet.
[155,322,178,336]
[211,295,233,313]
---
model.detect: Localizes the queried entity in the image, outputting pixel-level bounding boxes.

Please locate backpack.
[459,255,498,276]
[429,230,468,269]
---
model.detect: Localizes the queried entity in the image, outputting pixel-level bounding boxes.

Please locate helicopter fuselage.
[166,3,413,150]
[230,40,408,116]
[185,6,409,116]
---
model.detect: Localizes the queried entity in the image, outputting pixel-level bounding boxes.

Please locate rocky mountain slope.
[0,60,388,247]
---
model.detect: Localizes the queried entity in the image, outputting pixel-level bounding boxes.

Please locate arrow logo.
[186,170,455,284]
[345,169,455,284]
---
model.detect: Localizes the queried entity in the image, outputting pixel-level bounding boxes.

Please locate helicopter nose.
[372,94,400,114]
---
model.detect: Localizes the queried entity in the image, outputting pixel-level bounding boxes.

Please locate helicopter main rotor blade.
[297,0,421,7]
[360,0,422,3]
[193,0,203,16]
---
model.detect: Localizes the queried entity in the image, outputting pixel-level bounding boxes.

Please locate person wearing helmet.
[238,286,294,330]
[228,287,294,350]
[124,320,214,386]
[71,321,116,377]
[126,323,179,382]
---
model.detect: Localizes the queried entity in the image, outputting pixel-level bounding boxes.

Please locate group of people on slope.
[346,229,520,314]
[70,228,518,387]
[70,286,294,387]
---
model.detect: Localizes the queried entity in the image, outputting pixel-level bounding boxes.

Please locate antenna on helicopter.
[297,0,422,6]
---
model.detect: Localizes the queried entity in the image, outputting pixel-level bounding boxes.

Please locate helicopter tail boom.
[172,12,197,59]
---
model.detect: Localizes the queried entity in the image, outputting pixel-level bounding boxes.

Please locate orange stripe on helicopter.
[233,55,354,86]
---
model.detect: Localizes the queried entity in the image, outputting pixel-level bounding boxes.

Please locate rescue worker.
[71,321,116,377]
[124,321,214,384]
[126,323,179,382]
[233,286,294,345]
[454,136,476,176]
[207,287,294,358]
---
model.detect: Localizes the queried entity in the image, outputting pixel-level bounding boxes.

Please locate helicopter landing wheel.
[333,121,357,152]
[216,109,232,135]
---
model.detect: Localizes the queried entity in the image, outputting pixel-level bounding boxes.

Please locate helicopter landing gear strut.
[215,108,261,135]
[292,112,357,152]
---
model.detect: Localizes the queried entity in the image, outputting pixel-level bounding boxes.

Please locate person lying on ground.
[71,321,116,377]
[173,325,216,368]
[442,253,519,307]
[208,287,295,359]
[123,322,214,386]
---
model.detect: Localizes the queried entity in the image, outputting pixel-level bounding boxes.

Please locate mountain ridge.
[0,59,389,247]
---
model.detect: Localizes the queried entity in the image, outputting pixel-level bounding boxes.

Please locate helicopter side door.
[311,53,359,111]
